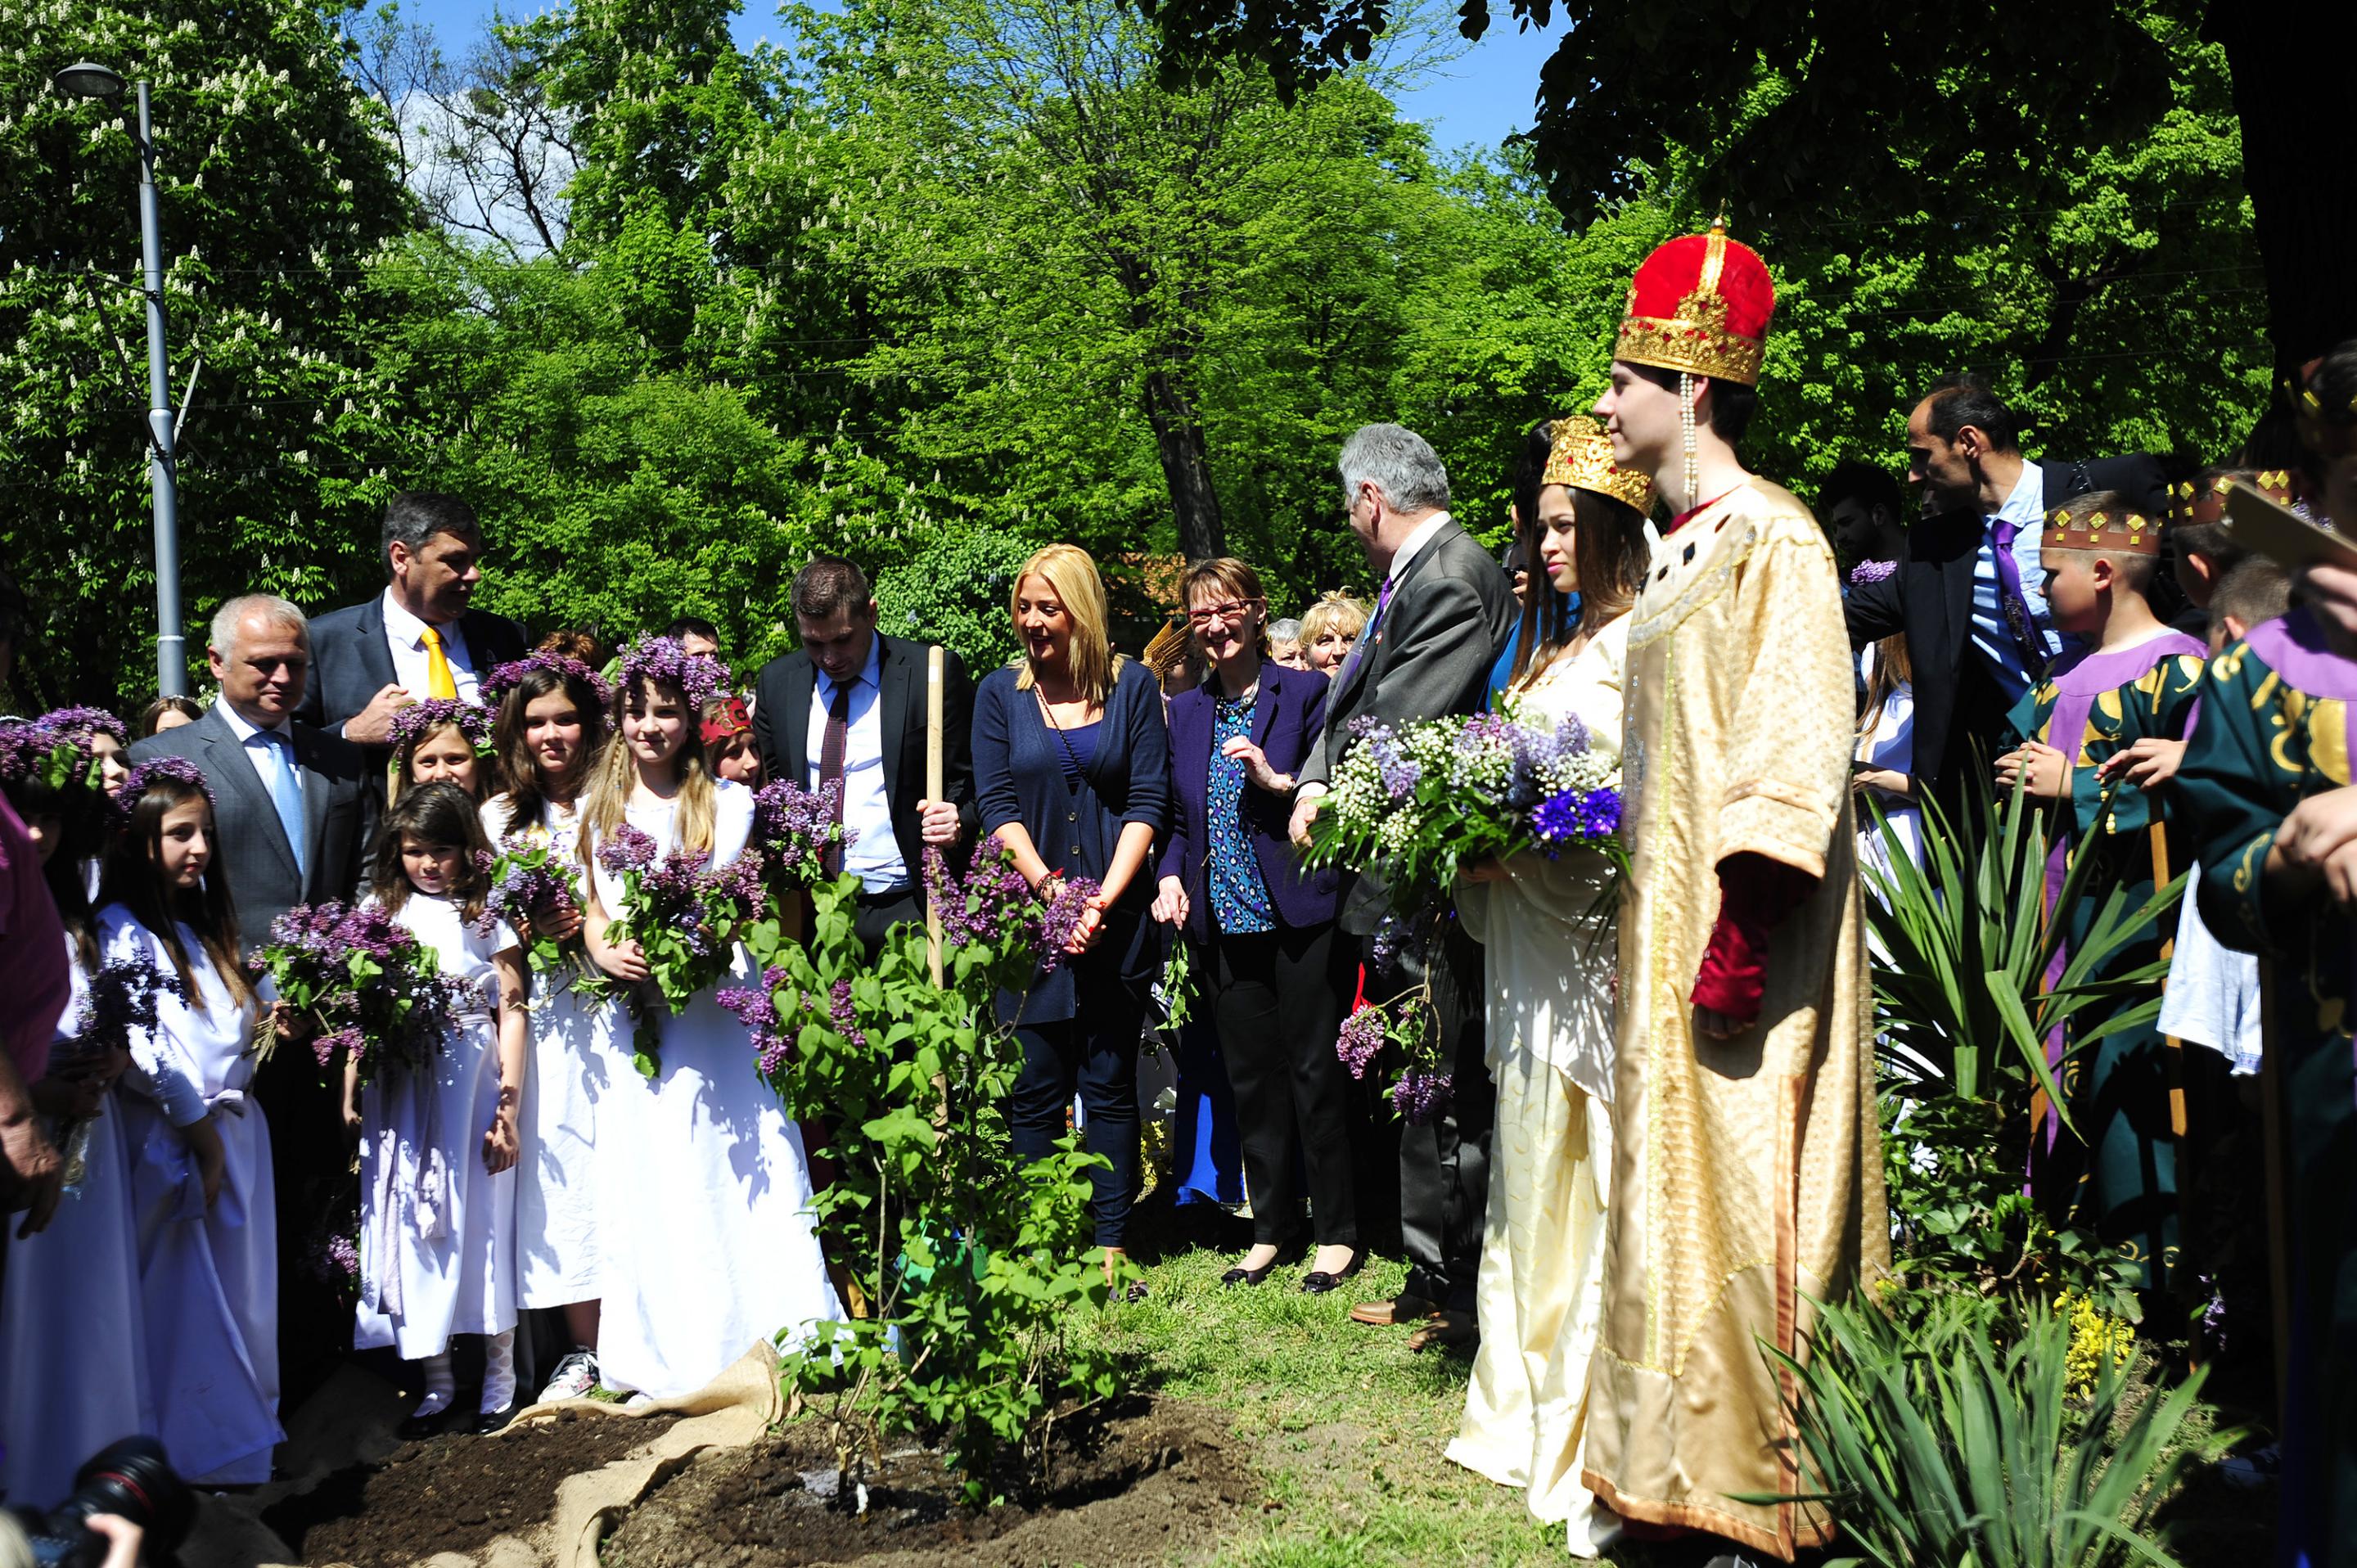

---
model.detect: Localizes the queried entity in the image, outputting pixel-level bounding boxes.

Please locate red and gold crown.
[2045,501,2159,556]
[1616,218,1775,387]
[1540,416,1655,512]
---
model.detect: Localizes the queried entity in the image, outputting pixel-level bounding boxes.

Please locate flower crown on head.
[481,651,615,710]
[615,635,728,710]
[111,755,214,821]
[0,720,93,791]
[390,698,495,759]
[38,705,128,746]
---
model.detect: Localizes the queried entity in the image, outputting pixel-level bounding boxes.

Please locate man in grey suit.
[130,593,373,1399]
[1290,424,1515,1345]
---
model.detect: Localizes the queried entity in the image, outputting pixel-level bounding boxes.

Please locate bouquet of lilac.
[250,902,466,1085]
[749,777,851,890]
[595,823,765,1078]
[475,844,598,993]
[47,948,183,1190]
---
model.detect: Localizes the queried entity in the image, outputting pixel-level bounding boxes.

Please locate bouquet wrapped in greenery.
[749,777,852,890]
[1305,706,1627,1121]
[595,823,766,1077]
[475,843,599,992]
[250,902,463,1085]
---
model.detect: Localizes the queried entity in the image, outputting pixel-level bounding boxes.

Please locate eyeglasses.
[1184,597,1264,627]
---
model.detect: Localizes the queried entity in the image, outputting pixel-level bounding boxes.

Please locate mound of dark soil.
[262,1407,678,1566]
[602,1396,1251,1567]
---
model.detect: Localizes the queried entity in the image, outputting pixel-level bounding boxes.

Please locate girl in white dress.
[390,698,492,803]
[349,782,528,1435]
[579,636,837,1401]
[0,726,151,1503]
[1449,417,1656,1556]
[479,641,620,1401]
[100,759,282,1485]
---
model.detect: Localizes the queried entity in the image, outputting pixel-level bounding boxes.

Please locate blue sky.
[392,0,1563,153]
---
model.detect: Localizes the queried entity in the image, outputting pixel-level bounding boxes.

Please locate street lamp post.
[53,62,187,697]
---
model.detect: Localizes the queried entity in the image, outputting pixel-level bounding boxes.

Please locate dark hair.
[537,628,605,665]
[1920,373,2021,453]
[492,662,607,835]
[2172,466,2256,574]
[1818,458,1904,524]
[1507,421,1571,686]
[381,492,481,570]
[663,616,721,647]
[791,556,874,622]
[135,694,205,738]
[2,770,98,972]
[1628,364,1759,442]
[97,773,250,1011]
[2211,557,2291,636]
[371,782,493,924]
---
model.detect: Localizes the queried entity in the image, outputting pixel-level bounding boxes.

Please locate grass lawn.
[1084,1243,1591,1568]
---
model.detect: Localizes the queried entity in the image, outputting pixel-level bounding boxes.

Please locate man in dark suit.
[128,593,374,1404]
[750,556,977,955]
[297,492,530,752]
[1845,373,2167,810]
[1290,422,1516,1345]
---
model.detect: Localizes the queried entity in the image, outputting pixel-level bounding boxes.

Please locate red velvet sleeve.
[1688,851,1818,1025]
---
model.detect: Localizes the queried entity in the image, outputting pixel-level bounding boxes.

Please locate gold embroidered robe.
[1580,479,1888,1558]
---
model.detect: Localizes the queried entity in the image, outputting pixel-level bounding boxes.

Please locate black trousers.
[1206,921,1359,1246]
[851,885,926,962]
[1377,914,1494,1312]
[1010,993,1145,1247]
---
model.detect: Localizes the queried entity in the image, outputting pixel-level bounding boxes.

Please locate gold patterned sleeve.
[1712,516,1854,881]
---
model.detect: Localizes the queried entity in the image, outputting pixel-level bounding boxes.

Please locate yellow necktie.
[421,624,459,701]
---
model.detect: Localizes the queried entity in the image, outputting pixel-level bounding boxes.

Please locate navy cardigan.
[1155,662,1341,945]
[973,656,1172,1024]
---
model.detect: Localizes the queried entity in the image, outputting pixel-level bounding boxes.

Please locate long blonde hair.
[1010,543,1124,706]
[578,674,719,872]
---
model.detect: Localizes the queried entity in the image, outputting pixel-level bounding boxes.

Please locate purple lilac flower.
[37,705,128,746]
[615,635,728,710]
[1336,1004,1386,1080]
[598,824,660,876]
[110,755,214,820]
[751,778,850,885]
[480,651,615,709]
[827,978,870,1051]
[1391,1066,1453,1124]
[1369,733,1418,800]
[1849,558,1898,587]
[721,967,801,1075]
[312,1025,363,1071]
[306,1232,362,1287]
[335,903,408,962]
[1034,874,1105,972]
[0,723,68,788]
[700,852,766,913]
[389,697,493,756]
[1369,912,1409,978]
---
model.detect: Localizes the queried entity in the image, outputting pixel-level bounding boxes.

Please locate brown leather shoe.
[1349,1292,1440,1327]
[1407,1308,1478,1351]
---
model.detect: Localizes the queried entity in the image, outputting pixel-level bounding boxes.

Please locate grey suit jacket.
[1300,518,1515,933]
[128,706,376,954]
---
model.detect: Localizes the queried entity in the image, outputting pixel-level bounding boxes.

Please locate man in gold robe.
[1579,222,1889,1561]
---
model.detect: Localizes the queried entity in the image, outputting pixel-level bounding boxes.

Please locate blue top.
[973,658,1172,1024]
[1968,462,2052,705]
[1052,720,1100,786]
[1205,693,1274,933]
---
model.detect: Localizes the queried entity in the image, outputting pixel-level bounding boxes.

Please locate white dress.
[104,906,281,1487]
[481,793,624,1309]
[1449,620,1625,1554]
[585,780,839,1399]
[2,936,156,1503]
[1854,645,1923,889]
[353,894,521,1360]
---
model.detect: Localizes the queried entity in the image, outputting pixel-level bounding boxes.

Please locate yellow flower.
[2056,1290,2134,1399]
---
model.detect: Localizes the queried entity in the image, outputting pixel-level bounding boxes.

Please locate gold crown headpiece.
[1540,416,1655,513]
[2045,502,2159,556]
[2167,470,2295,528]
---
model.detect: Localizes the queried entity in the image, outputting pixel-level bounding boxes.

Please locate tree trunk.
[1143,368,1226,561]
[2210,0,2357,377]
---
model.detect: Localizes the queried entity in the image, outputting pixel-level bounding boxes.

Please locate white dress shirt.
[1967,464,2051,704]
[380,588,480,704]
[1384,510,1453,589]
[216,698,304,802]
[806,638,908,894]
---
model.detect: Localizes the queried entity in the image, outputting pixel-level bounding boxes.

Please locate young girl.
[698,694,764,786]
[580,636,836,1401]
[390,699,493,801]
[0,722,151,1504]
[479,640,620,1402]
[349,782,528,1435]
[100,758,282,1485]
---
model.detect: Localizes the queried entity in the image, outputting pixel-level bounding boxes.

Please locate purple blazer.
[1156,661,1341,944]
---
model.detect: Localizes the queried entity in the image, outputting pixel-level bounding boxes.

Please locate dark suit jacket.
[2041,454,2169,519]
[1300,518,1515,934]
[748,633,979,881]
[1156,663,1341,944]
[295,594,530,744]
[972,657,1172,1024]
[128,705,373,954]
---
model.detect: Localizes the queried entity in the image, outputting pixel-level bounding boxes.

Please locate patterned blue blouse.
[1206,692,1275,934]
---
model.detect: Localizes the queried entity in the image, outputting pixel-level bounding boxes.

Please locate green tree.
[1,0,419,709]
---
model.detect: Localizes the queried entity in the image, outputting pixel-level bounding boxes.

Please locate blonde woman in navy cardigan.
[971,545,1170,1291]
[1151,559,1358,1292]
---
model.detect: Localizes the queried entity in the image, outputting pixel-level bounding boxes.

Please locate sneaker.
[537,1349,600,1404]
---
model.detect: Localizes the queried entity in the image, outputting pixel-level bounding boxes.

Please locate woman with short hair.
[1296,592,1368,676]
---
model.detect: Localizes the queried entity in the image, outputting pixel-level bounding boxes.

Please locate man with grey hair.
[1289,421,1515,1346]
[296,492,530,752]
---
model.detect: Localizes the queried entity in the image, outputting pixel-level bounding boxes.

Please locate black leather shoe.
[1220,1259,1277,1287]
[395,1407,451,1443]
[468,1400,518,1435]
[1299,1250,1365,1294]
